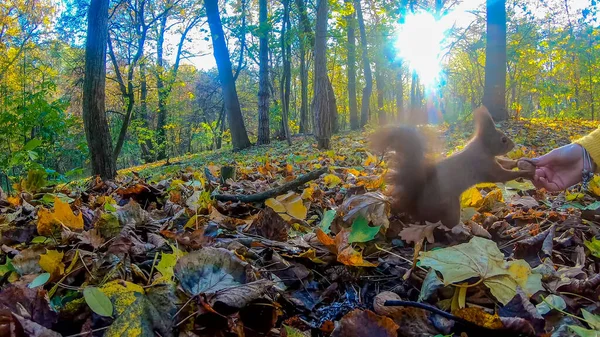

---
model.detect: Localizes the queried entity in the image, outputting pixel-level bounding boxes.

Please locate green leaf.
[83,286,114,317]
[31,236,50,244]
[582,309,600,330]
[536,294,566,315]
[23,138,43,151]
[418,237,543,305]
[319,209,336,234]
[156,253,177,281]
[0,257,15,276]
[568,325,600,337]
[348,216,380,243]
[28,273,51,288]
[584,237,600,258]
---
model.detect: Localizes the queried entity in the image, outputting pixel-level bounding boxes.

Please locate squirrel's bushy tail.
[370,126,430,212]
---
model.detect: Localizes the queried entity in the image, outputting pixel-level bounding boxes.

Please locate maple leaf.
[37,197,83,235]
[342,191,390,229]
[418,236,543,305]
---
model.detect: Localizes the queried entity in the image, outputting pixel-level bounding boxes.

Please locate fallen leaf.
[584,237,600,258]
[510,196,540,208]
[323,174,342,188]
[536,294,566,315]
[83,286,113,317]
[156,252,178,282]
[38,250,64,277]
[331,309,398,337]
[319,209,336,234]
[348,216,380,243]
[174,247,250,296]
[399,221,443,244]
[460,186,483,208]
[210,279,273,309]
[36,197,83,235]
[454,307,504,329]
[249,207,290,241]
[342,191,390,229]
[418,236,543,305]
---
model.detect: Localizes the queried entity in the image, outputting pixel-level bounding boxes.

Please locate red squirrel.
[371,106,535,228]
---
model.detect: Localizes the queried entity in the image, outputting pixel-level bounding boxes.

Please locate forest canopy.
[0,0,599,183]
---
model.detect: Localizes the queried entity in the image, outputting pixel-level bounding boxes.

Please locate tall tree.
[257,0,270,145]
[279,0,292,145]
[345,0,359,130]
[482,0,508,121]
[82,0,116,179]
[155,0,203,159]
[294,0,311,133]
[395,66,404,123]
[313,0,333,149]
[205,0,251,150]
[355,0,372,128]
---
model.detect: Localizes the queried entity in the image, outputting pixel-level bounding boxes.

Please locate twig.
[212,167,328,202]
[65,326,110,337]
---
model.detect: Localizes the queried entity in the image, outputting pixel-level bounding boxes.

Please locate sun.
[394,11,447,90]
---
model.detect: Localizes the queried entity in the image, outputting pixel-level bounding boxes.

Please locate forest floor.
[1,117,600,337]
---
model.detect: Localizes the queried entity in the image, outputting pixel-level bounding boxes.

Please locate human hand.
[530,143,587,191]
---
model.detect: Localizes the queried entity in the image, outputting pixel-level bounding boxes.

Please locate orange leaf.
[37,197,84,235]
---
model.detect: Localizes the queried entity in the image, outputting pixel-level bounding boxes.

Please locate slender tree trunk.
[396,67,404,123]
[295,0,311,134]
[205,0,251,150]
[139,62,153,162]
[375,59,385,125]
[355,0,372,128]
[257,0,270,145]
[482,0,508,121]
[279,0,292,145]
[313,0,332,149]
[82,0,116,179]
[156,14,168,160]
[346,1,359,130]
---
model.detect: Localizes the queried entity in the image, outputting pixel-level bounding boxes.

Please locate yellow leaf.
[475,182,497,189]
[460,187,483,208]
[39,249,65,277]
[323,174,342,188]
[37,197,84,235]
[589,176,600,197]
[37,207,60,236]
[363,151,378,166]
[346,168,362,177]
[479,188,504,211]
[265,198,286,213]
[301,184,315,200]
[7,196,20,207]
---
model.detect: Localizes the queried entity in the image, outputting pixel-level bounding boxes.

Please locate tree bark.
[139,62,154,162]
[82,0,116,179]
[156,14,168,160]
[482,0,508,121]
[205,0,252,150]
[257,0,270,145]
[313,0,332,149]
[279,0,292,145]
[346,1,359,130]
[355,0,372,128]
[375,58,385,125]
[295,0,312,134]
[396,67,404,123]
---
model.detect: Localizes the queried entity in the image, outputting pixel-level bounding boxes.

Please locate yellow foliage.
[37,197,84,235]
[39,249,65,277]
[460,187,483,208]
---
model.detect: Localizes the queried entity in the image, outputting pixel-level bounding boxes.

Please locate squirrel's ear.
[474,106,496,134]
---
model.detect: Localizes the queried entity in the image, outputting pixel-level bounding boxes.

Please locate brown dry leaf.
[373,292,443,336]
[314,228,376,267]
[36,197,83,235]
[209,206,253,230]
[510,196,539,208]
[331,309,398,337]
[248,207,290,241]
[342,191,390,229]
[454,307,504,330]
[399,221,444,244]
[0,285,57,329]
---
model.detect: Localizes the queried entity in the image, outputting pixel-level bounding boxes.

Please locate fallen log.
[213,167,328,203]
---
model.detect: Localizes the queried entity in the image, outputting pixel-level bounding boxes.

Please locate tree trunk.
[156,14,168,160]
[346,0,359,130]
[205,0,252,150]
[279,0,292,145]
[313,0,332,149]
[375,58,385,125]
[482,0,508,121]
[396,67,404,123]
[257,0,270,145]
[355,0,372,128]
[295,0,312,134]
[139,62,154,162]
[82,0,116,179]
